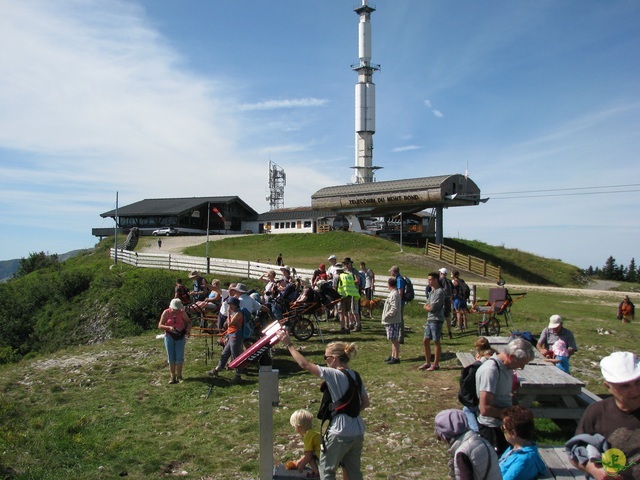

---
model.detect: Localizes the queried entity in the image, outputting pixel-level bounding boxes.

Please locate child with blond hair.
[287,409,321,475]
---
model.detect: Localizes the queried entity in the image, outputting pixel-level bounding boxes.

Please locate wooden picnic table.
[456,336,600,421]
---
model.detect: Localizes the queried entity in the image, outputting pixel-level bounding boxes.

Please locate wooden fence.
[424,240,501,281]
[110,248,432,302]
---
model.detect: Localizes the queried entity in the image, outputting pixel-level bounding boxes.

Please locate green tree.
[602,256,616,280]
[626,258,637,283]
[14,251,59,278]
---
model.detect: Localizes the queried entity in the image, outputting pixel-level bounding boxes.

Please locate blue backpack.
[239,307,255,340]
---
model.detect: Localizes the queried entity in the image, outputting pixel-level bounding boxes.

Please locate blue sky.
[1,0,638,269]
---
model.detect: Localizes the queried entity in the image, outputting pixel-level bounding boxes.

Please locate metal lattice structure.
[266,160,286,211]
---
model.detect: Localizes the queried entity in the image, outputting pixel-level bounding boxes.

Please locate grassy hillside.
[181,231,586,286]
[446,238,586,287]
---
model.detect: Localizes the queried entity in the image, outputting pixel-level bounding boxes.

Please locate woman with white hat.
[158,298,191,384]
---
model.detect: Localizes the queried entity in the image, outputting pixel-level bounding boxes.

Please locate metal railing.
[109,248,433,302]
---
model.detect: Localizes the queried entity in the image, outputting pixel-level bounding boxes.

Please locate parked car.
[152,227,178,236]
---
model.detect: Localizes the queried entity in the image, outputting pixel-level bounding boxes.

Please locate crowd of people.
[154,257,638,480]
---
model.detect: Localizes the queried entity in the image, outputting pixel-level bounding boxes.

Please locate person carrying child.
[287,409,321,476]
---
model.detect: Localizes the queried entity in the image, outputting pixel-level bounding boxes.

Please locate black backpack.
[402,276,415,302]
[317,369,362,429]
[459,278,471,301]
[458,358,497,408]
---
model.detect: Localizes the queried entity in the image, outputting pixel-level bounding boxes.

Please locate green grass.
[181,231,587,287]
[1,288,635,479]
[0,233,635,478]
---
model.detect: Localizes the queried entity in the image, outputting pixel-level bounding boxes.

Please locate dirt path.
[139,235,241,254]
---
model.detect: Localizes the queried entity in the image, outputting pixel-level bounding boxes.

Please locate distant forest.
[586,256,638,283]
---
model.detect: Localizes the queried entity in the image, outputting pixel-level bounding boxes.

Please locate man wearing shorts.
[419,272,445,372]
[381,277,402,364]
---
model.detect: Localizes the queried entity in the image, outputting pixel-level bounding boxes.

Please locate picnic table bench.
[455,339,601,422]
[538,447,586,479]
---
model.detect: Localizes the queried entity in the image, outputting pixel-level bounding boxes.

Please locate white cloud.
[392,145,423,152]
[423,99,443,118]
[239,98,328,111]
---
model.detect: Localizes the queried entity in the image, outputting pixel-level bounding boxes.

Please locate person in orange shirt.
[208,297,246,383]
[617,295,635,323]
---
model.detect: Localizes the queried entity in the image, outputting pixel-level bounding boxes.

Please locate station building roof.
[311,174,482,216]
[100,196,257,218]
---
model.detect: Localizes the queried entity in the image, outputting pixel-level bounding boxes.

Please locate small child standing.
[545,339,570,374]
[288,409,321,476]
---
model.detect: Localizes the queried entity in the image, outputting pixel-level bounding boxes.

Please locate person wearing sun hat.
[536,314,578,359]
[158,298,191,384]
[434,409,502,480]
[571,352,640,479]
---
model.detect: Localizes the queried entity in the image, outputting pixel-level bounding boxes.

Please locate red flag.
[212,207,224,220]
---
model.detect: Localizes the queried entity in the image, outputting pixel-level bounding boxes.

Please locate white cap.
[328,254,337,261]
[439,268,448,275]
[600,351,640,384]
[170,298,184,310]
[548,315,563,328]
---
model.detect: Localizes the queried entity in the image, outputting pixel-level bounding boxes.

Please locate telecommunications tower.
[352,0,381,184]
[266,160,286,211]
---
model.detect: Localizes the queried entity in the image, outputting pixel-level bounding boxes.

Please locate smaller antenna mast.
[266,160,286,210]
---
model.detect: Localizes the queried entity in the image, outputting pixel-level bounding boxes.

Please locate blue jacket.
[499,443,546,480]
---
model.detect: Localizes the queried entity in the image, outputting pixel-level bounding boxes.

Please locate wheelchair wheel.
[291,317,314,341]
[477,315,500,336]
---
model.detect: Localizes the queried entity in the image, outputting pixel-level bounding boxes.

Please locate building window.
[285,222,290,228]
[303,221,311,228]
[274,223,279,229]
[280,222,285,229]
[297,221,302,229]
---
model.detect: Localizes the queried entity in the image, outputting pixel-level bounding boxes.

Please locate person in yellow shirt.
[288,409,321,476]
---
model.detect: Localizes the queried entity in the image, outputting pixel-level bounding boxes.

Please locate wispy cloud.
[239,98,328,111]
[392,145,423,152]
[424,99,444,118]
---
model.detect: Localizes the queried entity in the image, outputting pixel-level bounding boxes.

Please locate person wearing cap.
[188,270,207,302]
[536,315,578,359]
[231,282,267,318]
[208,297,246,382]
[475,337,536,456]
[571,351,640,479]
[326,255,339,280]
[311,263,328,287]
[217,282,235,330]
[158,298,192,384]
[434,409,502,480]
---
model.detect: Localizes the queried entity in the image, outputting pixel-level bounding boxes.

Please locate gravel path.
[141,235,243,254]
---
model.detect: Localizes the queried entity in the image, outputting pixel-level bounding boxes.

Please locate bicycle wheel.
[477,315,501,336]
[292,317,314,341]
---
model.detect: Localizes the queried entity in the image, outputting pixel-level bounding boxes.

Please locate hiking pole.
[205,382,213,400]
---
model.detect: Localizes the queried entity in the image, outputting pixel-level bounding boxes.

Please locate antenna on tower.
[266,160,286,210]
